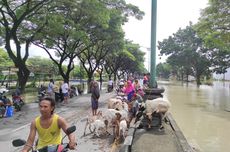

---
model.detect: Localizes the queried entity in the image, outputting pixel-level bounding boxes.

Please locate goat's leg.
[147,114,152,128]
[83,121,89,136]
[104,120,111,136]
[94,128,101,137]
[89,123,95,133]
[158,113,165,131]
[115,122,120,142]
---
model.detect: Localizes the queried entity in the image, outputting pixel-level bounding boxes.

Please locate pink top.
[123,80,134,94]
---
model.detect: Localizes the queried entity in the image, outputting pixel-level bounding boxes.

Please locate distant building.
[213,67,230,80]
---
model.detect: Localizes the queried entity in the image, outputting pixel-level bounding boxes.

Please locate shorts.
[91,99,98,110]
[63,92,69,97]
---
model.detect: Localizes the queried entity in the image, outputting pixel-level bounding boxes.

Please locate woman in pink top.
[123,80,135,101]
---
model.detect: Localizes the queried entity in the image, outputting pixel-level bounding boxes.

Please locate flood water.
[159,81,230,152]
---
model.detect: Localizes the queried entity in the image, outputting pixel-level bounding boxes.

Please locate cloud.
[123,0,208,66]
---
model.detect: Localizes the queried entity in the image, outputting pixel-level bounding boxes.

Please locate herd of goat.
[83,93,171,143]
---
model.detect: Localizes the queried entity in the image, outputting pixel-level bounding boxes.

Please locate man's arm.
[21,121,36,152]
[58,116,76,150]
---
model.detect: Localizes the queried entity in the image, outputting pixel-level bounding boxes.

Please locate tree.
[194,0,230,74]
[0,48,13,67]
[27,56,59,77]
[195,0,230,49]
[32,0,121,83]
[158,23,211,85]
[0,48,14,82]
[125,41,146,74]
[77,0,144,90]
[156,63,171,79]
[0,0,52,92]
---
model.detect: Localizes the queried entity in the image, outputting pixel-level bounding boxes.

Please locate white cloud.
[123,0,208,66]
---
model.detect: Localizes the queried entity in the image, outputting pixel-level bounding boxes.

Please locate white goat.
[83,111,107,136]
[103,101,129,137]
[145,97,171,128]
[90,119,109,137]
[119,119,128,139]
[107,98,123,110]
[104,101,129,123]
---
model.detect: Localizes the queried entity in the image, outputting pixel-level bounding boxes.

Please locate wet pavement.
[0,90,121,152]
[120,113,195,152]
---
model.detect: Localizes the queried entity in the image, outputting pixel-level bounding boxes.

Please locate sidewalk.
[120,113,194,152]
[0,90,117,152]
[0,90,114,133]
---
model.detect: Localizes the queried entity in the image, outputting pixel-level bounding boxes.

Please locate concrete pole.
[150,0,157,88]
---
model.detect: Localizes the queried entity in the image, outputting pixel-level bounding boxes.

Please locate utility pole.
[150,0,157,88]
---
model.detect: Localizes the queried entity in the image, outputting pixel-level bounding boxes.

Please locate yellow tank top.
[35,114,62,149]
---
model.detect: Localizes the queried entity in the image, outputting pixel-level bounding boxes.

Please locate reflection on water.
[159,81,230,152]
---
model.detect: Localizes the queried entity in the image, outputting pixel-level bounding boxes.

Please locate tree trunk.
[196,74,201,86]
[99,72,103,90]
[17,67,30,93]
[87,73,94,93]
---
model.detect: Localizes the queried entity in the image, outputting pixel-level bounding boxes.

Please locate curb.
[119,120,140,152]
[119,113,194,152]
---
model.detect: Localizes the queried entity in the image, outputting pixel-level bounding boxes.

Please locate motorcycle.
[12,125,77,152]
[37,85,47,102]
[12,94,24,111]
[107,85,113,93]
[37,90,46,101]
[116,81,124,94]
[69,85,77,98]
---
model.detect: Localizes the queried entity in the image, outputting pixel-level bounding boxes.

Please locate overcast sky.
[123,0,208,67]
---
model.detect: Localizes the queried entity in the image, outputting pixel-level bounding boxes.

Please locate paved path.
[120,113,195,152]
[0,90,121,152]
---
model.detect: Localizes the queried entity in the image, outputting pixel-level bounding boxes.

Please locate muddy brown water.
[160,81,230,152]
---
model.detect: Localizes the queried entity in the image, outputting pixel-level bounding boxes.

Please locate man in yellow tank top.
[21,97,76,152]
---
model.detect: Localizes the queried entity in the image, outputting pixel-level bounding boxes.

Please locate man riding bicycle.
[21,97,76,152]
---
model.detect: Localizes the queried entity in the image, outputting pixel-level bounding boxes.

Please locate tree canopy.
[158,23,211,85]
[0,0,145,91]
[194,0,230,74]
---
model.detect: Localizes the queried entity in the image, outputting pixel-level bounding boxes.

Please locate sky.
[123,0,208,69]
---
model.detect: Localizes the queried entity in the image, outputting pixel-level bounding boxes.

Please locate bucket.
[5,106,14,117]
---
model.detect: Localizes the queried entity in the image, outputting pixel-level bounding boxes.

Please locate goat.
[113,112,128,143]
[134,103,146,124]
[90,119,109,137]
[145,97,171,128]
[83,110,105,136]
[134,98,171,129]
[104,101,129,122]
[103,101,129,137]
[107,98,123,110]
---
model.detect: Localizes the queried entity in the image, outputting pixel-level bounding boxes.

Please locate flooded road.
[160,81,230,152]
